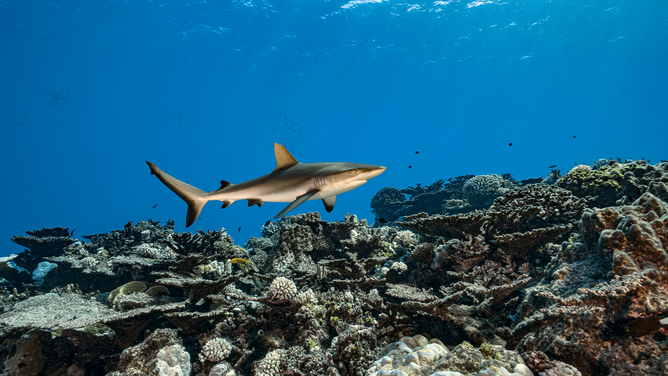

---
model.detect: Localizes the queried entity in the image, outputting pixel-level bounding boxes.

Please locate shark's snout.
[369,166,386,179]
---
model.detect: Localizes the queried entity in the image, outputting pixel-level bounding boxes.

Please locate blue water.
[1,0,666,256]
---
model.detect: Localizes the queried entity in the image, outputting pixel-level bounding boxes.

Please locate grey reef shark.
[146,143,386,227]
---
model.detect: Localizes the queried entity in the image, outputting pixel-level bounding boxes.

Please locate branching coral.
[431,235,490,272]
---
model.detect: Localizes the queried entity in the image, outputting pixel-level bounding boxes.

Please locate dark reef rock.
[1,159,666,376]
[400,184,587,267]
[398,211,486,239]
[371,176,476,223]
[370,187,406,223]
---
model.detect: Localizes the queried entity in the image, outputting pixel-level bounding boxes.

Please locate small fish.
[408,165,413,169]
[378,218,387,223]
[624,316,668,337]
[573,136,576,138]
[152,204,158,209]
[509,143,513,146]
[229,258,250,264]
[661,160,668,163]
[415,151,420,154]
[238,227,241,232]
[549,165,557,169]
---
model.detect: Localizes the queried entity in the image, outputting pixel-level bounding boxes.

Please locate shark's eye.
[354,169,360,175]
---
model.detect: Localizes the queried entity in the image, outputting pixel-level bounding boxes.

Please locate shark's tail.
[146,161,208,227]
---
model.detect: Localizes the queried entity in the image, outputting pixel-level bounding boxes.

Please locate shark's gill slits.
[313,175,330,188]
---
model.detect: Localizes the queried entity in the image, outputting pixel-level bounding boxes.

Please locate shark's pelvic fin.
[221,201,233,209]
[146,161,208,228]
[274,143,299,171]
[322,196,336,212]
[274,189,319,219]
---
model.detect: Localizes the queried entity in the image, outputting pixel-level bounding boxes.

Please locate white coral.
[209,363,230,376]
[133,243,161,258]
[154,344,191,376]
[293,288,318,305]
[199,337,232,363]
[566,164,591,175]
[394,230,418,249]
[81,256,98,269]
[254,349,285,376]
[390,262,408,273]
[208,260,227,277]
[539,361,581,376]
[269,277,297,301]
[479,365,534,376]
[271,252,294,274]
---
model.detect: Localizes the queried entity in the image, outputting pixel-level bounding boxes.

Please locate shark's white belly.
[311,180,367,199]
[207,177,366,203]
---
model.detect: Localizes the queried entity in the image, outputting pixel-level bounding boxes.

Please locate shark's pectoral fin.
[274,190,318,219]
[322,196,336,213]
[248,199,264,207]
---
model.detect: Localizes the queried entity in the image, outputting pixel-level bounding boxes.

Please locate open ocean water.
[1,0,666,256]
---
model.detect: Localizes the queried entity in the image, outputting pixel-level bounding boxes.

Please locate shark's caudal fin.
[146,161,209,227]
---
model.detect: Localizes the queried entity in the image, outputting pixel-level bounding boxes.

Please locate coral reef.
[370,175,477,223]
[463,174,515,210]
[0,159,666,376]
[557,160,668,208]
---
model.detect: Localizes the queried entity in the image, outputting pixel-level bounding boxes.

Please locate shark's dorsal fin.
[274,143,299,171]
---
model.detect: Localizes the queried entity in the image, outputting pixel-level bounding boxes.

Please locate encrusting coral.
[1,159,666,376]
